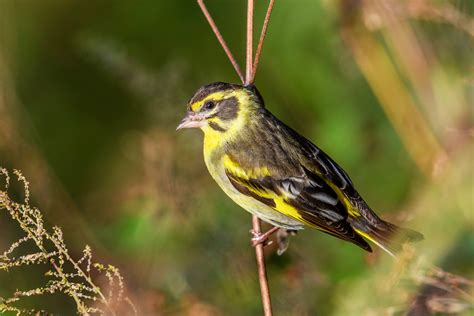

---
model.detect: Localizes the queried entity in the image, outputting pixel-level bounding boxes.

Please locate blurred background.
[0,0,472,315]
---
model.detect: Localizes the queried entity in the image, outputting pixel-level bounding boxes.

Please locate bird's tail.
[351,217,424,257]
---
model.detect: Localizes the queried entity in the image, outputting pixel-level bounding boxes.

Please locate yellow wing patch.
[223,155,271,180]
[274,198,305,222]
[327,182,361,218]
[223,155,305,222]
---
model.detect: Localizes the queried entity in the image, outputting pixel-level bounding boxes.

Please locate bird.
[177,82,423,256]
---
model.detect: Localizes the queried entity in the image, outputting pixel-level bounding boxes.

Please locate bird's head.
[177,82,264,134]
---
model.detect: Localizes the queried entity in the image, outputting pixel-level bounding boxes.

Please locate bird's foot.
[250,226,280,247]
[276,229,297,255]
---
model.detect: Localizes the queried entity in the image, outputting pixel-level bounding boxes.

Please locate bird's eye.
[202,100,216,111]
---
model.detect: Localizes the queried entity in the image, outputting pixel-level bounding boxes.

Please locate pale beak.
[176,111,206,130]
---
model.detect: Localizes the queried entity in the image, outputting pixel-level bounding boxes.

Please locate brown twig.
[196,0,274,313]
[252,215,273,316]
[197,0,245,83]
[245,0,254,84]
[251,0,276,84]
[246,0,273,314]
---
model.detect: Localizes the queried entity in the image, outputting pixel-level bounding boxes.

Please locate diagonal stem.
[252,215,273,316]
[251,0,276,84]
[197,0,245,83]
[245,0,255,84]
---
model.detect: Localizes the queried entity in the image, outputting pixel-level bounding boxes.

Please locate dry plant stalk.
[338,0,474,177]
[407,264,474,315]
[251,0,275,83]
[379,253,473,315]
[197,0,244,83]
[196,1,276,315]
[0,168,136,316]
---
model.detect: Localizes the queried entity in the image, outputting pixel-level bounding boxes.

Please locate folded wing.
[224,156,371,251]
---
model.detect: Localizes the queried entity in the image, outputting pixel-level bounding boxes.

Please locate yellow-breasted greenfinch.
[177,82,423,256]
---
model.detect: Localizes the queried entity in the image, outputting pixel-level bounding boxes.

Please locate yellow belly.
[203,145,304,230]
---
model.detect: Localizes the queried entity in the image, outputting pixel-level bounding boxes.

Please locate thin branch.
[251,0,276,84]
[252,215,273,316]
[196,1,273,314]
[247,1,272,314]
[245,0,254,84]
[197,0,245,83]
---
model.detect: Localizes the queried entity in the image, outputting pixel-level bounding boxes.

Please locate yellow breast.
[202,139,304,230]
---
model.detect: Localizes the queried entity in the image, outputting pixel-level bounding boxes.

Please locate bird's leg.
[250,226,280,247]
